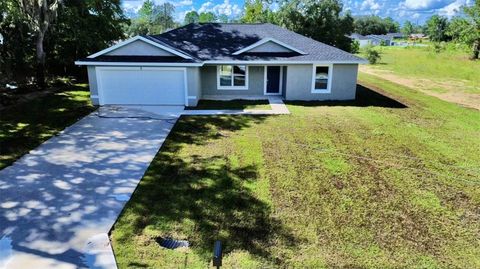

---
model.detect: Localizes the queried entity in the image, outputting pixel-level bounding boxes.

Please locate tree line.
[1,0,479,90]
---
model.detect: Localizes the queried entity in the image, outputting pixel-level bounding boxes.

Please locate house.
[348,33,392,47]
[386,33,405,40]
[348,33,372,47]
[75,23,367,107]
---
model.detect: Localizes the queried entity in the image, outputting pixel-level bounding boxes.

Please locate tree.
[150,3,176,32]
[199,12,216,23]
[353,15,399,35]
[184,10,199,24]
[46,0,127,76]
[127,1,177,35]
[218,14,229,23]
[425,15,450,42]
[384,17,400,33]
[18,0,63,89]
[402,21,414,36]
[447,0,480,59]
[277,0,354,52]
[242,0,277,23]
[0,1,34,83]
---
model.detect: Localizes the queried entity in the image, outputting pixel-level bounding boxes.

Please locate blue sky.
[121,0,473,24]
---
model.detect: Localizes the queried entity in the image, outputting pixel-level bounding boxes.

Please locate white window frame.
[311,64,333,94]
[216,65,249,90]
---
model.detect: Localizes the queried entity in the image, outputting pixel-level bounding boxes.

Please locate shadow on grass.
[119,115,298,266]
[185,99,270,110]
[0,86,95,169]
[286,84,407,108]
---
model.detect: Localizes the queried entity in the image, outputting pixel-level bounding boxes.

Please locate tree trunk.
[36,30,46,89]
[471,39,480,60]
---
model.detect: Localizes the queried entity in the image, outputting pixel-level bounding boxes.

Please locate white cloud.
[400,0,455,11]
[438,0,471,17]
[361,0,381,11]
[198,0,242,17]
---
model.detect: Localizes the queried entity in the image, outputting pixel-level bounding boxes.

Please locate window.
[311,65,332,93]
[217,65,248,89]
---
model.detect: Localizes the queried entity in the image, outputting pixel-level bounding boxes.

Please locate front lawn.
[112,74,480,268]
[0,84,95,169]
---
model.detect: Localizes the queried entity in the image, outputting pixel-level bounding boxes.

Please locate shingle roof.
[149,23,366,63]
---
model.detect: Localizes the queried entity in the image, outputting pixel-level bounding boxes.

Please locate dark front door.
[266,66,281,94]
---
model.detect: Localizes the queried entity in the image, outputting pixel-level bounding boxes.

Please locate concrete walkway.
[0,108,178,269]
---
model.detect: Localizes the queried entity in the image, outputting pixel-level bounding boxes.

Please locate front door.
[266,66,281,95]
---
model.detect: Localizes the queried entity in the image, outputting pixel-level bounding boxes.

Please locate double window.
[311,65,332,93]
[217,65,248,89]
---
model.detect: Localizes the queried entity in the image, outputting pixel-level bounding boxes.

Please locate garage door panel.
[98,68,185,105]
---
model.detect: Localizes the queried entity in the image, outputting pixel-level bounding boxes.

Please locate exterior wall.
[106,40,175,56]
[87,66,99,105]
[284,64,358,101]
[248,41,293,53]
[186,67,201,106]
[200,65,265,98]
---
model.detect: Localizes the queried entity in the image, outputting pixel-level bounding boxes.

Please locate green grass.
[112,76,480,268]
[0,84,95,169]
[186,99,271,110]
[368,46,480,93]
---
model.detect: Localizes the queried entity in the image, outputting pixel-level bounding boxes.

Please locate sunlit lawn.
[112,75,480,268]
[367,46,480,93]
[0,85,95,169]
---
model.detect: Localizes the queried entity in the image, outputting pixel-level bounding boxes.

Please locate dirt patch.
[360,66,480,110]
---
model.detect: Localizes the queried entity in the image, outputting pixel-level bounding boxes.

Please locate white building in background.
[0,33,4,45]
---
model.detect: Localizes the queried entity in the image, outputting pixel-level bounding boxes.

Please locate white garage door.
[97,67,185,105]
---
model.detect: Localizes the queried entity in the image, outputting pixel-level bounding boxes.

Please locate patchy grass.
[187,99,271,110]
[364,46,480,94]
[112,75,480,268]
[0,84,95,169]
[360,46,480,110]
[366,47,480,90]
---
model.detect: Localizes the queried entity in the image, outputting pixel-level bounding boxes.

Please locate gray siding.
[186,67,201,106]
[284,64,358,101]
[200,65,265,98]
[106,40,175,56]
[87,66,99,105]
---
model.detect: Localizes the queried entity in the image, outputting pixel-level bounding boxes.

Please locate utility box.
[213,240,222,268]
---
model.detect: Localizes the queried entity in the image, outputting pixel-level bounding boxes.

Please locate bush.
[365,46,382,64]
[350,40,360,54]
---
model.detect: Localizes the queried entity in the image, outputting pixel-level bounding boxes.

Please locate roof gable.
[105,40,175,56]
[232,38,306,55]
[87,36,192,59]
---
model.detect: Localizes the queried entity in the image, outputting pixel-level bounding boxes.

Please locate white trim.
[204,60,368,65]
[90,95,99,99]
[232,38,307,55]
[263,66,282,95]
[311,64,333,94]
[95,66,188,106]
[87,36,193,59]
[187,96,197,99]
[216,65,249,90]
[75,61,203,67]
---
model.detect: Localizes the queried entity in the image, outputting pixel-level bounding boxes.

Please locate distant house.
[409,33,428,41]
[348,33,394,47]
[0,33,3,45]
[386,33,405,39]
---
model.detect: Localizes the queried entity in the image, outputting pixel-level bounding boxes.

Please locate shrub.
[365,46,382,64]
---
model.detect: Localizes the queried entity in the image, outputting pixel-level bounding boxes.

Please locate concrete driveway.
[0,107,178,269]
